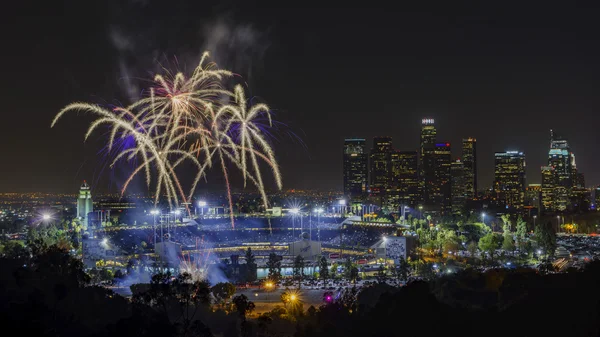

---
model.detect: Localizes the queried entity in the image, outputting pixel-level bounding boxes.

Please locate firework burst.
[52,51,282,228]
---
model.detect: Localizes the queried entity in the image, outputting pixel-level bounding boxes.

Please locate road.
[237,287,328,314]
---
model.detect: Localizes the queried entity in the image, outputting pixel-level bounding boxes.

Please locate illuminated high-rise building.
[369,136,392,195]
[541,166,556,212]
[548,130,574,188]
[461,138,477,199]
[433,142,452,214]
[525,184,542,215]
[451,159,466,214]
[343,138,368,198]
[390,150,419,208]
[77,180,93,225]
[494,151,526,210]
[419,118,437,204]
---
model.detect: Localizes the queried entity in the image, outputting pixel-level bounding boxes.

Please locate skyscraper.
[343,138,368,198]
[391,150,419,208]
[77,180,93,226]
[525,184,542,215]
[433,142,452,214]
[541,165,556,212]
[462,138,477,199]
[548,130,574,188]
[370,136,393,195]
[494,151,526,210]
[543,130,580,212]
[419,119,437,205]
[451,159,466,214]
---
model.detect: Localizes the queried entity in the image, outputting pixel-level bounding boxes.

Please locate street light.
[557,215,561,233]
[418,205,423,220]
[533,215,537,227]
[265,281,274,302]
[481,212,486,224]
[42,213,51,221]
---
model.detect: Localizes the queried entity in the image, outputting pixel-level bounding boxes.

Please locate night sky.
[2,1,600,193]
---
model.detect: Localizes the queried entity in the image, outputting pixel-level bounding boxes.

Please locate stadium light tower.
[42,213,51,221]
[198,200,207,218]
[150,209,160,246]
[338,199,346,216]
[290,208,299,239]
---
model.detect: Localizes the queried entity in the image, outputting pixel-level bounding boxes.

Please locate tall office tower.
[541,166,556,212]
[548,130,574,188]
[433,143,452,214]
[343,138,368,198]
[462,138,477,199]
[575,172,585,188]
[420,119,437,204]
[369,136,393,195]
[451,159,466,214]
[494,151,526,210]
[77,180,94,226]
[525,184,542,214]
[390,150,419,208]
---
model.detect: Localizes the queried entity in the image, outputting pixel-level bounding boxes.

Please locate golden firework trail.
[52,51,282,228]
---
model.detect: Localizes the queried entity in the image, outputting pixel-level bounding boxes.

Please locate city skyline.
[2,2,600,194]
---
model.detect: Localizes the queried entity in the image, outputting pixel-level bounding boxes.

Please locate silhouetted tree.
[266,253,282,283]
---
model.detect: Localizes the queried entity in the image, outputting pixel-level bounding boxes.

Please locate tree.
[232,294,255,318]
[245,248,257,283]
[349,266,359,284]
[280,290,291,307]
[318,256,329,286]
[1,240,28,258]
[535,222,557,258]
[502,224,515,254]
[211,282,236,305]
[266,253,282,283]
[478,233,497,262]
[516,217,528,250]
[396,256,410,281]
[467,241,478,257]
[343,257,354,279]
[441,230,460,253]
[292,255,305,287]
[501,214,512,230]
[376,265,387,283]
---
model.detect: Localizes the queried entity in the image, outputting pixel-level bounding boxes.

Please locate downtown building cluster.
[343,119,477,215]
[343,120,595,216]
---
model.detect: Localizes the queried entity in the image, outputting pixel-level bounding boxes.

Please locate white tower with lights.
[77,180,93,226]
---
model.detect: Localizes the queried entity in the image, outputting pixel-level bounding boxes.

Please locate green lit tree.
[535,222,557,258]
[502,224,515,255]
[467,241,478,258]
[478,233,497,262]
[516,217,528,250]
